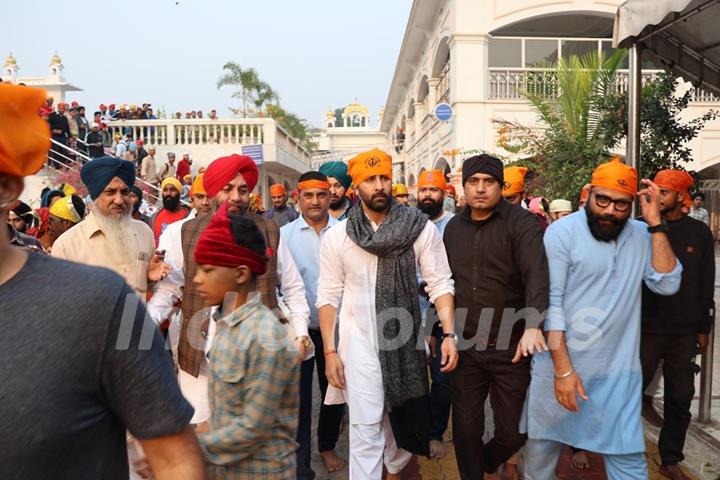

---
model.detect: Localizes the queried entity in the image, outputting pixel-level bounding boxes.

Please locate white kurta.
[316,218,454,425]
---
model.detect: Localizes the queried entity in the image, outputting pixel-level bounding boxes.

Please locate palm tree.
[523,49,627,160]
[253,81,279,113]
[217,62,263,117]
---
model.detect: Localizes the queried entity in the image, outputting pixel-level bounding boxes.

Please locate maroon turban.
[194,203,267,274]
[203,154,259,198]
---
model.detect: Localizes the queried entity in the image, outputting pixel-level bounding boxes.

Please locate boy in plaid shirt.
[193,203,300,479]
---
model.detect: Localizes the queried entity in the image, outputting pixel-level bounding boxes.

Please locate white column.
[414,102,424,133]
[428,77,440,109]
[449,33,489,152]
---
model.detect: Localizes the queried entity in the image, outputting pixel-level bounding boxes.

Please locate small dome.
[343,102,369,116]
[4,52,17,67]
[49,52,62,66]
[325,108,335,120]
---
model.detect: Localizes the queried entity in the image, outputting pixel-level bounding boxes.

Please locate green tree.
[518,50,626,200]
[217,62,278,117]
[266,104,316,153]
[598,73,717,179]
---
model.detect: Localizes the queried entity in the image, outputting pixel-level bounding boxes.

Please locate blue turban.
[40,189,64,208]
[81,156,136,200]
[319,161,352,190]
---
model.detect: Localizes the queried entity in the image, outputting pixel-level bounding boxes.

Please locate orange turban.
[590,157,638,197]
[348,148,392,186]
[503,166,528,196]
[654,169,694,208]
[269,184,286,197]
[418,170,447,189]
[190,173,206,196]
[0,84,51,177]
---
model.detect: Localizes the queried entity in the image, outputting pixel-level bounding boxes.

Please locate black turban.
[10,201,33,222]
[80,156,136,200]
[462,154,504,186]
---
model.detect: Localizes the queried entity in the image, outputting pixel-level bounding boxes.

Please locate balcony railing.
[487,68,719,102]
[104,118,270,147]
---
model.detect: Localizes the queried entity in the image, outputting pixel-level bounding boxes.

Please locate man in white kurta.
[316,148,456,479]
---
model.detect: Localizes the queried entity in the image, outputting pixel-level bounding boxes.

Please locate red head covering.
[71,101,79,107]
[444,184,456,197]
[135,139,144,146]
[194,203,267,274]
[203,154,259,198]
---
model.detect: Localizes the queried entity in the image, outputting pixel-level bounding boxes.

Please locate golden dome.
[4,52,17,67]
[343,102,369,116]
[49,52,62,66]
[325,108,335,120]
[378,108,385,119]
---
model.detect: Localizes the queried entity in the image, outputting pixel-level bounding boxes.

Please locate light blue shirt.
[280,214,338,329]
[522,208,682,454]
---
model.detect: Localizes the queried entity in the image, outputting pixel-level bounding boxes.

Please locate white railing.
[437,63,450,103]
[487,68,720,101]
[104,118,270,147]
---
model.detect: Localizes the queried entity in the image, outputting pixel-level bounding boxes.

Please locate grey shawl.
[346,201,430,410]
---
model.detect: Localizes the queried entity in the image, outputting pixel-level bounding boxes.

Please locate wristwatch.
[443,332,459,341]
[647,221,669,234]
[295,335,313,350]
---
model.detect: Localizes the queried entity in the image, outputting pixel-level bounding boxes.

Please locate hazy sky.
[3,0,412,127]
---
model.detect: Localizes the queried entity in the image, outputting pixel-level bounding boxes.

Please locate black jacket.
[641,215,715,335]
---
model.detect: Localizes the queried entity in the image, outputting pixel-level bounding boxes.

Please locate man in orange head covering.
[264,183,299,227]
[318,147,457,478]
[640,169,715,479]
[147,153,310,434]
[0,85,205,478]
[415,169,455,458]
[523,157,682,479]
[503,166,529,206]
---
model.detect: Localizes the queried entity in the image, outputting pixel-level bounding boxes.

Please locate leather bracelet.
[554,368,575,380]
[324,350,337,356]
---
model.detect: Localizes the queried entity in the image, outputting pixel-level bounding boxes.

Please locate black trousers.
[451,347,530,479]
[296,329,346,480]
[640,332,696,465]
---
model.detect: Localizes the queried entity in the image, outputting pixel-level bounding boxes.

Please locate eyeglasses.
[593,193,632,212]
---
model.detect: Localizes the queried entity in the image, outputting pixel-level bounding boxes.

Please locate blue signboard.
[242,144,264,165]
[434,102,453,122]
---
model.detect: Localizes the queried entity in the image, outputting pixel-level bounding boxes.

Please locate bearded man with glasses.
[523,158,683,480]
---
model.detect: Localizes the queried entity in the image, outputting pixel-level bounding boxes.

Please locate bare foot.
[501,462,519,480]
[429,439,448,459]
[659,464,691,480]
[642,395,664,428]
[571,450,591,470]
[321,450,346,474]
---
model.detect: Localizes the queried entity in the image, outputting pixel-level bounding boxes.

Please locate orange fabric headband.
[269,184,286,196]
[591,157,638,197]
[298,180,330,191]
[418,170,447,189]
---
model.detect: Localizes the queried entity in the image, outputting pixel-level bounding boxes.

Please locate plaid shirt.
[178,212,280,377]
[200,294,299,479]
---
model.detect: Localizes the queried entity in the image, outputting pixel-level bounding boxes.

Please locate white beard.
[92,210,140,267]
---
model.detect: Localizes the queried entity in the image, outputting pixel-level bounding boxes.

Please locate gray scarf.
[346,201,429,411]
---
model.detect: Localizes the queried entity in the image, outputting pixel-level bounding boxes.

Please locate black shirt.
[47,112,69,139]
[85,131,105,157]
[641,215,715,335]
[444,200,549,344]
[0,255,193,478]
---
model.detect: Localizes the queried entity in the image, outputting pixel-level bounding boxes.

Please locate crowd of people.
[2,82,716,480]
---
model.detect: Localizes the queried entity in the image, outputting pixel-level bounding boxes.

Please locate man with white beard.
[53,156,171,296]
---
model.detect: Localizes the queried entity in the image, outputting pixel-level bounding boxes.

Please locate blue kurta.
[522,209,682,454]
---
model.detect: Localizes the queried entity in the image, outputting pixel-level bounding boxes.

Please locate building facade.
[3,52,82,102]
[379,0,720,191]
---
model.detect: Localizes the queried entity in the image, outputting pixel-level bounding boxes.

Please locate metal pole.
[627,44,642,216]
[699,322,715,423]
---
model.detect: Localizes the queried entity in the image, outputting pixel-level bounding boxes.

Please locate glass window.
[489,38,522,68]
[602,41,629,69]
[561,40,599,60]
[525,39,559,67]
